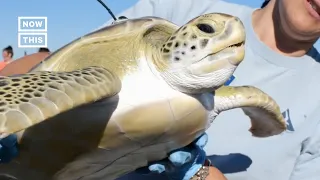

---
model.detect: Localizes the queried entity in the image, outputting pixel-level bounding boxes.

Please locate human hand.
[0,134,18,163]
[136,133,208,180]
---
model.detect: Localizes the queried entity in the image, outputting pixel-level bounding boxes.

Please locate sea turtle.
[0,13,286,180]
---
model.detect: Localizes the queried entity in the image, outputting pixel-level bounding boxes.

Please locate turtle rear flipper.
[214,86,287,137]
[0,66,121,137]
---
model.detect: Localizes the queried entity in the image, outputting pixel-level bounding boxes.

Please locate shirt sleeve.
[289,121,320,180]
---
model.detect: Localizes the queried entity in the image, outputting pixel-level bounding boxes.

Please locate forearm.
[206,167,227,180]
[191,166,227,180]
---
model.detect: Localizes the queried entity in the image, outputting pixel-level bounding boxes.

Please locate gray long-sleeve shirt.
[98,0,320,179]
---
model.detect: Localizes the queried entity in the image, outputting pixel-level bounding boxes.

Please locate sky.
[0,0,309,59]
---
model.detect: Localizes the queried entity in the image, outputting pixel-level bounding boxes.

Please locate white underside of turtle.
[0,13,286,180]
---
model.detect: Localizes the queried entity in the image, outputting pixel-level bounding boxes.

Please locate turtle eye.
[196,24,215,34]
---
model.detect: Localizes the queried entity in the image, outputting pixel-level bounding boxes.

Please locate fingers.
[149,164,166,173]
[168,151,192,166]
[135,133,209,175]
[135,150,193,174]
[136,159,168,174]
[194,133,208,149]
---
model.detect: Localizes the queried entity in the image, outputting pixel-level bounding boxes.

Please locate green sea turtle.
[0,13,286,180]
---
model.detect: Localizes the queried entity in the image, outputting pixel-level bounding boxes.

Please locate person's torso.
[113,0,320,179]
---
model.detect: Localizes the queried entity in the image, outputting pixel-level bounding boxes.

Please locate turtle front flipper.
[0,66,121,138]
[214,85,287,137]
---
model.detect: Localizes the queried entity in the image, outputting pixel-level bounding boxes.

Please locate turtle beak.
[226,42,245,66]
[188,43,244,75]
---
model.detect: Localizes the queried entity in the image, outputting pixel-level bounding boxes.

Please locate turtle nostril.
[196,24,215,34]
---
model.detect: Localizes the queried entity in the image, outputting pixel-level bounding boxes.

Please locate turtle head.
[159,13,245,94]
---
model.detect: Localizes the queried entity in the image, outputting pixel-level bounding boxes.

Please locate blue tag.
[224,75,235,86]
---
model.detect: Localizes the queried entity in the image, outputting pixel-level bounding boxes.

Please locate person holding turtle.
[1,0,320,180]
[101,0,320,179]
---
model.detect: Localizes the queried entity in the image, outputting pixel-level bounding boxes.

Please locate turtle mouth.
[196,41,245,64]
[226,42,244,49]
[211,41,244,56]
